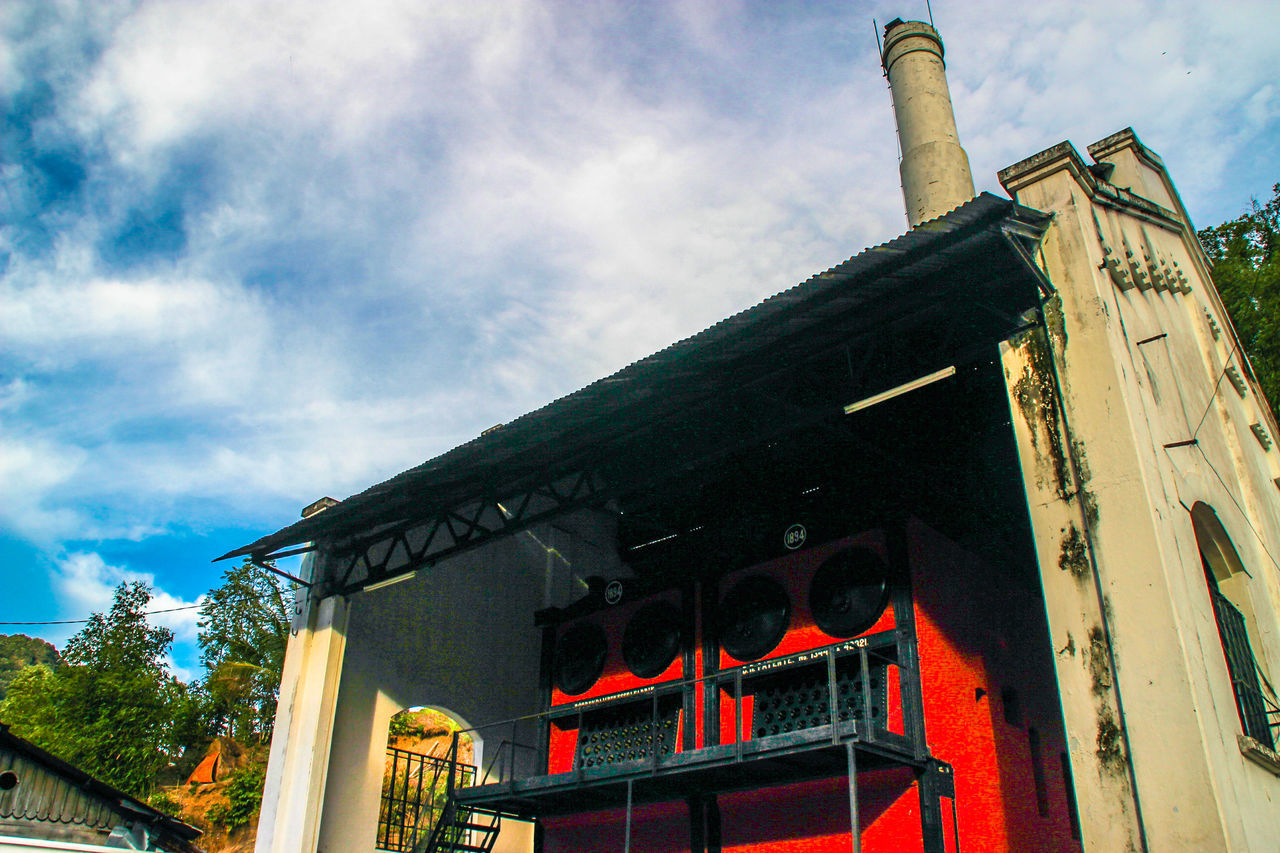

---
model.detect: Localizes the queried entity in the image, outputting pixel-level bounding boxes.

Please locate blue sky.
[3,0,1278,679]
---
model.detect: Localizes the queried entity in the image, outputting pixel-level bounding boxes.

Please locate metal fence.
[377,746,476,852]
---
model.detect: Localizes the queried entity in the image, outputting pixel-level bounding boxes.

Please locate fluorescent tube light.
[364,570,417,592]
[843,366,956,415]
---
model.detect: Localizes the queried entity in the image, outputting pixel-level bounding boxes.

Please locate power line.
[1193,443,1280,575]
[0,587,302,628]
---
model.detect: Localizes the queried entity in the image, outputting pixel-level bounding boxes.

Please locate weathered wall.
[259,511,617,853]
[314,533,544,853]
[1000,131,1280,852]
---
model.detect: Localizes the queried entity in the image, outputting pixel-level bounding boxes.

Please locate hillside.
[0,633,61,700]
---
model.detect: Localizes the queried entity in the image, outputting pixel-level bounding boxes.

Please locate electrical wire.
[1192,261,1266,441]
[1193,442,1280,575]
[0,587,303,628]
[1191,333,1243,441]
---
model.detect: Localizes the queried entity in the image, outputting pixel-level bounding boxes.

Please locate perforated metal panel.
[576,699,681,769]
[752,661,887,738]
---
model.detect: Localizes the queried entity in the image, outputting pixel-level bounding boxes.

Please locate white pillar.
[881,19,976,227]
[255,553,350,853]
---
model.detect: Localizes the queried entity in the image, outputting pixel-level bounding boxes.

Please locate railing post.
[447,731,459,800]
[828,648,840,745]
[734,669,744,761]
[575,709,584,783]
[859,646,873,741]
[651,688,660,771]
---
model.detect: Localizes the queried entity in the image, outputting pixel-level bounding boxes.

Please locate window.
[1192,503,1278,751]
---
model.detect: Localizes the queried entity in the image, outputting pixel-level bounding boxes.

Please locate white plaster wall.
[314,512,617,853]
[1002,137,1280,851]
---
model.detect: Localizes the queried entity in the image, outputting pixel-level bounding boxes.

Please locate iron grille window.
[1208,586,1276,751]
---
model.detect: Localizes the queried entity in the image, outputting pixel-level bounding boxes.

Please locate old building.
[231,18,1280,853]
[0,724,202,853]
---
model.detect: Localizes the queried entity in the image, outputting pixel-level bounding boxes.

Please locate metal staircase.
[409,734,528,853]
[413,799,502,853]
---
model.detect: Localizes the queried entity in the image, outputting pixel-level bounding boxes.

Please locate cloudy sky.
[3,0,1278,677]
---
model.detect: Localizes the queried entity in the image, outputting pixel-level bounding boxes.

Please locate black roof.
[223,193,1051,566]
[0,723,202,850]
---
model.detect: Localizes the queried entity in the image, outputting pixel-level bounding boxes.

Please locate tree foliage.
[205,766,266,831]
[1199,184,1280,415]
[0,582,197,797]
[0,633,61,700]
[198,558,291,744]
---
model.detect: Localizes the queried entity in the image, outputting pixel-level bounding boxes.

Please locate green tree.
[0,582,194,797]
[198,558,291,744]
[0,633,61,700]
[1199,184,1280,416]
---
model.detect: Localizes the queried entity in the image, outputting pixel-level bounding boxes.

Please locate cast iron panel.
[751,660,888,738]
[576,698,681,769]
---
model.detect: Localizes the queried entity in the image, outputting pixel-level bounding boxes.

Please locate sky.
[2,0,1278,679]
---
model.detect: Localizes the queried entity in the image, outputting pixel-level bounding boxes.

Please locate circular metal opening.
[718,575,790,662]
[622,601,682,679]
[553,622,608,696]
[808,546,890,638]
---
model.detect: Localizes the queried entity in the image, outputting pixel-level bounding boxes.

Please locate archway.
[376,706,476,852]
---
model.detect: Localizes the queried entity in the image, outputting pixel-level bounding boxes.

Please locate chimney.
[881,18,976,226]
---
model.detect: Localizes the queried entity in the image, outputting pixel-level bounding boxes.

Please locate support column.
[255,555,350,853]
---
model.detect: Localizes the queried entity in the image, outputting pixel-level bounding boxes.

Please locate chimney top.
[880,19,975,226]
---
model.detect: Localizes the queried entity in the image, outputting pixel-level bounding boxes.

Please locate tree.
[0,633,61,700]
[0,582,195,797]
[198,558,291,744]
[1199,184,1280,416]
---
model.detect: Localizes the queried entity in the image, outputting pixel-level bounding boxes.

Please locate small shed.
[0,723,202,852]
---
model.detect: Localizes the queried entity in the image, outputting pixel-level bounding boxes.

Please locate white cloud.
[3,0,1278,631]
[0,435,87,542]
[52,551,204,647]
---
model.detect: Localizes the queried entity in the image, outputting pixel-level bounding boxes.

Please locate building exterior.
[0,724,202,853]
[233,18,1280,853]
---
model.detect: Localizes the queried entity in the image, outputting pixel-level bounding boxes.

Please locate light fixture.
[363,570,417,592]
[843,365,956,415]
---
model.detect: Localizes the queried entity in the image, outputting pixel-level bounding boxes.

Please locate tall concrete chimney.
[881,19,976,226]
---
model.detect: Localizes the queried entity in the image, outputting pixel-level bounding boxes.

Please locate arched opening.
[376,706,476,852]
[1190,503,1277,750]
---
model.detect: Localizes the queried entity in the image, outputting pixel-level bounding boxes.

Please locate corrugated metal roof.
[0,724,201,849]
[222,192,1051,563]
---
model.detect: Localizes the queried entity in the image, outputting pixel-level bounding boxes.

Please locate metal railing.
[377,746,476,852]
[454,630,914,795]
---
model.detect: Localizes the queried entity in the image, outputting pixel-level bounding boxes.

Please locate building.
[0,724,202,853]
[231,18,1280,853]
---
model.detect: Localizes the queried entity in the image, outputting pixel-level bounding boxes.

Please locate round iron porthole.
[622,600,682,679]
[718,575,790,662]
[808,546,890,638]
[553,622,608,696]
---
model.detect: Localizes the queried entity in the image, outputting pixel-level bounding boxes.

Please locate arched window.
[1191,503,1277,750]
